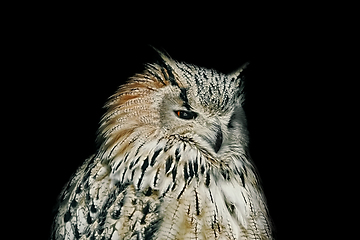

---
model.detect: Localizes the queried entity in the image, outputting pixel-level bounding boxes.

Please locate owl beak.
[200,122,223,153]
[213,126,223,153]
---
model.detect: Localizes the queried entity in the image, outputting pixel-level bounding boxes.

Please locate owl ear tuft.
[228,62,249,105]
[147,46,183,88]
[228,62,250,80]
[150,46,174,65]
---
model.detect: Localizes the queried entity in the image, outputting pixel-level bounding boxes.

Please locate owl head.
[97,51,249,163]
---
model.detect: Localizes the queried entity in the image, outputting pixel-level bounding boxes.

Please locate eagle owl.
[51,51,273,240]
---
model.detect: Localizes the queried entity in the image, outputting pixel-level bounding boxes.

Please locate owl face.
[98,53,248,162]
[153,58,249,157]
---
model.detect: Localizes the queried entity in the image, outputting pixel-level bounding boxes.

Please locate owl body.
[51,52,273,239]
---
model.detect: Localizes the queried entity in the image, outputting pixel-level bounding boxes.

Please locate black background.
[13,4,324,239]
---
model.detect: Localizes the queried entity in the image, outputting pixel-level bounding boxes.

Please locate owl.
[51,50,273,240]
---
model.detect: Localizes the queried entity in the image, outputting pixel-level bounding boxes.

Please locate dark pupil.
[175,110,197,120]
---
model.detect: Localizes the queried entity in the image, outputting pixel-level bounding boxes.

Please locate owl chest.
[149,175,249,240]
[108,148,255,239]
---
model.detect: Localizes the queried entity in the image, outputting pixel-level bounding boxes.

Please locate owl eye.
[174,110,198,120]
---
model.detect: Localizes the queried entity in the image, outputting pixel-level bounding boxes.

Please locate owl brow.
[156,57,194,110]
[179,87,191,110]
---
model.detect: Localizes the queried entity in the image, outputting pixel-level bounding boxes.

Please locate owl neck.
[106,134,251,196]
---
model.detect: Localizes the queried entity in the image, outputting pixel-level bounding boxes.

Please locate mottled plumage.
[51,51,273,239]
